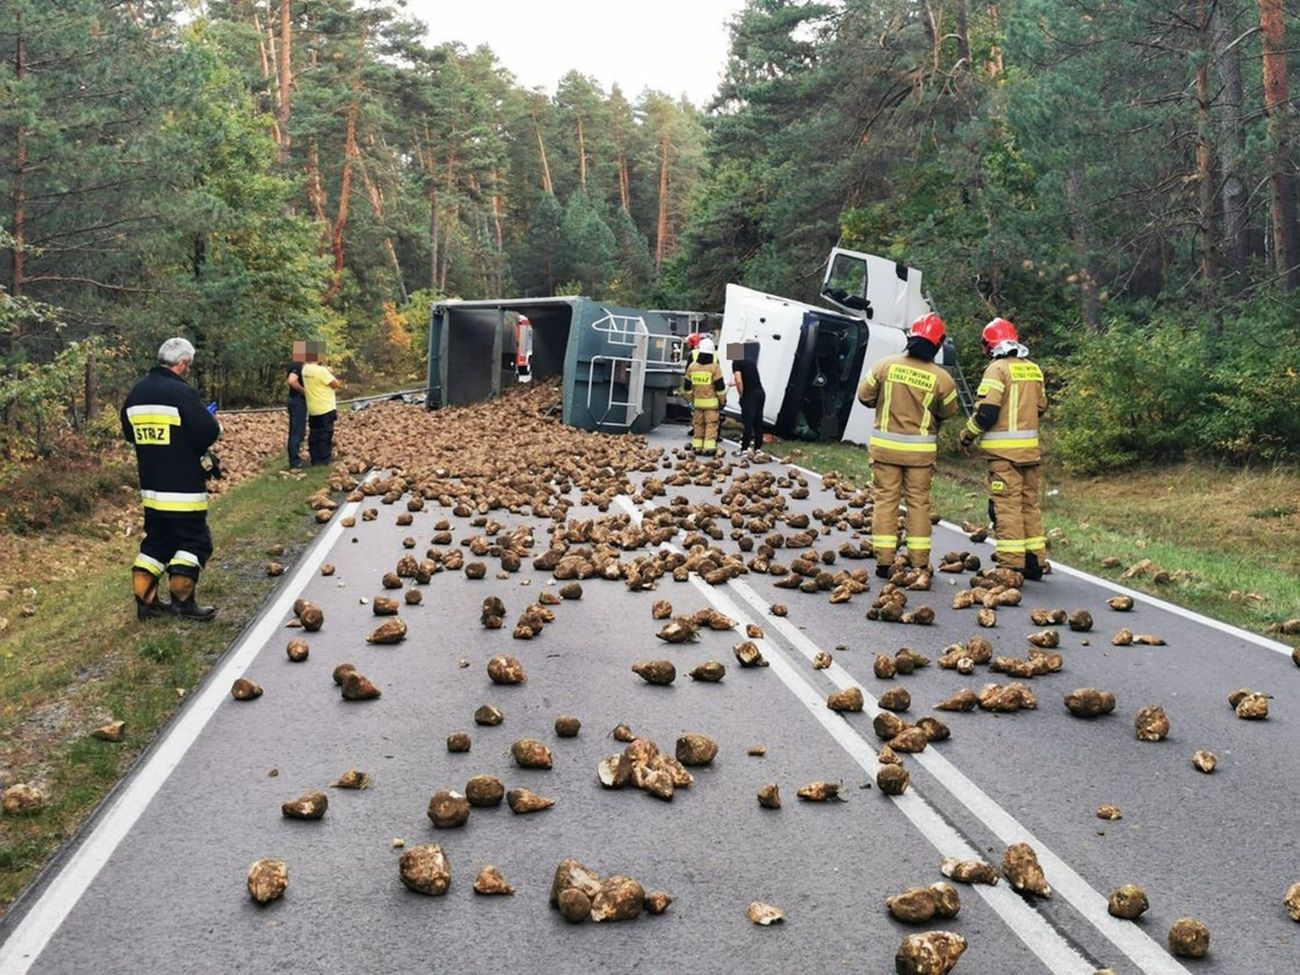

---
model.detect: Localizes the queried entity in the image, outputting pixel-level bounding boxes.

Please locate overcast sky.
[402,0,748,106]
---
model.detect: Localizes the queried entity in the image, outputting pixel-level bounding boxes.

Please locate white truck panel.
[718,283,805,425]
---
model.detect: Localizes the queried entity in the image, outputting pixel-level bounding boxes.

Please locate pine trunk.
[253,12,270,79]
[618,153,631,212]
[1196,0,1218,309]
[533,111,553,194]
[955,1,971,68]
[985,3,1004,78]
[1258,0,1300,288]
[10,16,27,297]
[278,0,293,166]
[490,168,505,250]
[306,139,328,227]
[577,116,587,189]
[655,134,671,269]
[1066,167,1102,331]
[1214,0,1248,290]
[328,101,359,300]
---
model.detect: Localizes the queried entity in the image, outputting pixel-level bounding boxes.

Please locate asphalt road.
[2,422,1296,975]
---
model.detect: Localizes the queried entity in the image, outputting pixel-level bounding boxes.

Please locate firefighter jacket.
[120,367,221,516]
[857,354,959,466]
[964,356,1047,463]
[683,355,725,409]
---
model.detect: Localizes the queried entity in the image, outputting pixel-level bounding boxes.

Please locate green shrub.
[1051,306,1300,472]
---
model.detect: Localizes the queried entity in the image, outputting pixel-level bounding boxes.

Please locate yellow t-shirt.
[302,362,338,416]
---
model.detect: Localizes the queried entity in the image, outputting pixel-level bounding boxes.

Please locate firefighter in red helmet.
[857,313,959,583]
[959,317,1049,579]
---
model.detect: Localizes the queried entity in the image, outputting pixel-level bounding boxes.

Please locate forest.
[2,0,1299,472]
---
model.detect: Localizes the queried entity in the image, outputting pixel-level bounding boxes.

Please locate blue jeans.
[287,397,307,467]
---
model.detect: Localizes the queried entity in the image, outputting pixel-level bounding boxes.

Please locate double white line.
[617,493,1190,975]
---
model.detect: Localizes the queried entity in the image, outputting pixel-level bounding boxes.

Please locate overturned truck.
[427,297,709,433]
[425,249,967,444]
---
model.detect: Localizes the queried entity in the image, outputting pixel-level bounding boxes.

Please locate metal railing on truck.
[584,310,684,429]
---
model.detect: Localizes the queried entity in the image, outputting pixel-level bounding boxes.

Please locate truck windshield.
[822,254,870,313]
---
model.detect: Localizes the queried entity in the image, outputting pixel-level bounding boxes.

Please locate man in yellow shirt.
[302,342,341,465]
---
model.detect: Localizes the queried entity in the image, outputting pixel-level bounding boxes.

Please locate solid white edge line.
[616,496,1096,974]
[0,489,365,974]
[622,488,1193,974]
[764,448,1292,658]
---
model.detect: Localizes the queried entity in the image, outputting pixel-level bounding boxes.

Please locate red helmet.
[908,313,946,345]
[981,317,1018,353]
[685,333,703,348]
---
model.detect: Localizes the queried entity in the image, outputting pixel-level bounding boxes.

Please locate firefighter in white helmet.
[682,336,725,456]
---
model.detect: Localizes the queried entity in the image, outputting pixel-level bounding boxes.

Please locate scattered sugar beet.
[427,790,470,828]
[465,775,505,807]
[555,715,582,737]
[246,859,288,904]
[511,738,553,769]
[1168,918,1210,958]
[281,790,328,820]
[399,844,451,896]
[632,660,677,685]
[895,931,967,975]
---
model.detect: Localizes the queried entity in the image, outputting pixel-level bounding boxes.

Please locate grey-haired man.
[120,338,222,620]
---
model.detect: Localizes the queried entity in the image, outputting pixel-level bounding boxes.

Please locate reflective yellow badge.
[132,422,171,445]
[990,480,1005,493]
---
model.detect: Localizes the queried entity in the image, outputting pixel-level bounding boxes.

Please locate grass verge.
[765,436,1300,640]
[0,462,333,914]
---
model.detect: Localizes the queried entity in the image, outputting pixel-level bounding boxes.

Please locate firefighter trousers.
[987,459,1043,570]
[133,511,213,586]
[871,461,934,568]
[692,408,719,453]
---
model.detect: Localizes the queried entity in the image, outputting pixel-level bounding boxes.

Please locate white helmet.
[698,337,716,356]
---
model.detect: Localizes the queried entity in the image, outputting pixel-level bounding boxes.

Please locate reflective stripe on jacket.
[683,358,724,410]
[857,355,959,466]
[965,357,1047,463]
[121,367,221,515]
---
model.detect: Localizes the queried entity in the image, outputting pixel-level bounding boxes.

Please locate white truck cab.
[719,248,960,446]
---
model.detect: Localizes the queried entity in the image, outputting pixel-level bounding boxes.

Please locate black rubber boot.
[168,596,217,621]
[133,568,168,621]
[1023,551,1044,581]
[167,575,217,621]
[136,596,168,621]
[875,562,893,580]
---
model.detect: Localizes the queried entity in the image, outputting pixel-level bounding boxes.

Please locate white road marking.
[0,492,366,974]
[680,576,1098,975]
[619,491,1192,974]
[768,450,1293,658]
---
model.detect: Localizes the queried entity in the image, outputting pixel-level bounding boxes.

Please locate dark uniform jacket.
[120,367,221,516]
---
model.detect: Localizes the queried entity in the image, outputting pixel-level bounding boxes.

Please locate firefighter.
[682,336,726,456]
[958,317,1048,579]
[684,332,703,362]
[857,314,959,579]
[121,338,223,621]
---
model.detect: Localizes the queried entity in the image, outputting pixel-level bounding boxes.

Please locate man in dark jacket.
[121,337,222,620]
[285,340,307,469]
